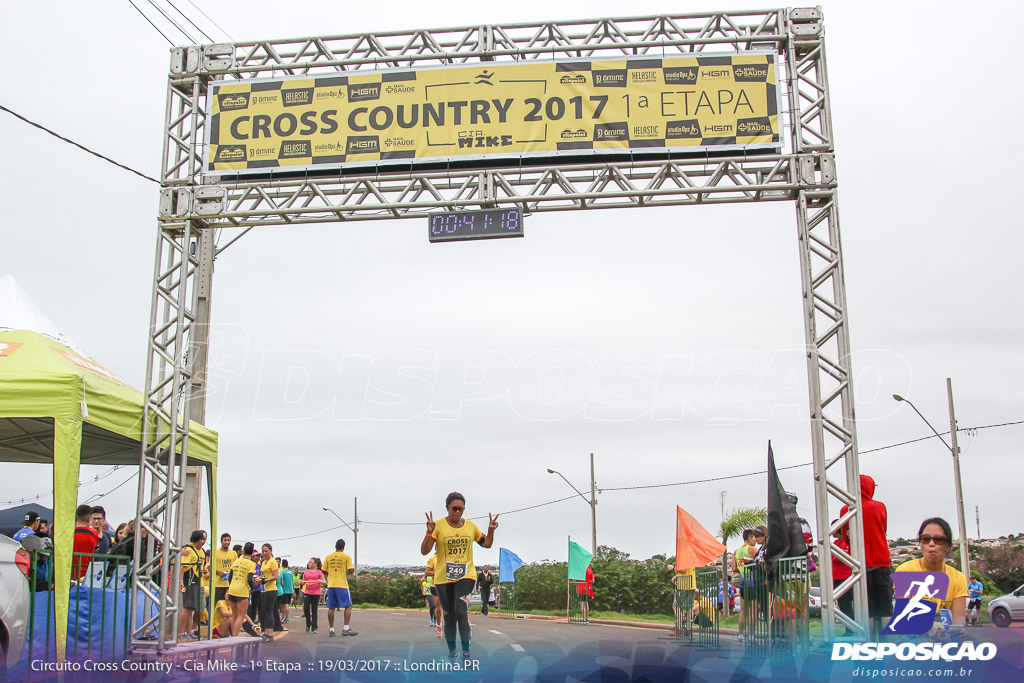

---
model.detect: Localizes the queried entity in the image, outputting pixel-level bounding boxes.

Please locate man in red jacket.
[840,474,892,638]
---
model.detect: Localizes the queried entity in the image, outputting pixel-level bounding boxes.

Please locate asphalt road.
[251,608,718,681]
[198,609,1024,682]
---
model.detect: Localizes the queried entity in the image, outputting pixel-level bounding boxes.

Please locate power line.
[125,0,174,45]
[186,0,234,41]
[0,465,127,506]
[0,104,159,184]
[272,417,1024,540]
[144,0,199,44]
[83,471,139,505]
[165,0,214,43]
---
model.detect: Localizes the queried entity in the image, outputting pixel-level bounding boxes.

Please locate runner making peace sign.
[421,492,498,664]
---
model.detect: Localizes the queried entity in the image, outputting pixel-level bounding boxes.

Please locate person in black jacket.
[477,566,493,616]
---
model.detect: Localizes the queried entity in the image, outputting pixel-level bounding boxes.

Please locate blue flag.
[498,548,524,583]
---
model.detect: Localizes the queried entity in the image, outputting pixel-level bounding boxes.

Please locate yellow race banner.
[205,52,780,175]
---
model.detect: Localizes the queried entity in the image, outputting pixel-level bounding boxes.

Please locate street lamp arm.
[894,396,954,455]
[322,506,356,532]
[547,469,593,507]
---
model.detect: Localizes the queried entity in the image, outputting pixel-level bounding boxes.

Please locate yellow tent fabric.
[0,329,218,658]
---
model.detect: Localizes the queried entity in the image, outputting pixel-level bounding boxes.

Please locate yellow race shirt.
[181,545,206,583]
[260,556,279,592]
[228,556,257,599]
[212,599,229,631]
[213,548,237,588]
[675,568,696,590]
[431,518,483,585]
[894,559,969,611]
[324,551,353,589]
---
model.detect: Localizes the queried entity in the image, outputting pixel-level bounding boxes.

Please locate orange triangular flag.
[675,505,727,572]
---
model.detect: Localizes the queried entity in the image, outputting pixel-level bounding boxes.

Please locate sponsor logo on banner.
[663,67,698,84]
[560,128,587,139]
[665,120,701,138]
[631,70,658,84]
[384,136,415,148]
[282,88,314,107]
[347,83,382,102]
[214,145,246,162]
[700,68,732,81]
[279,140,312,159]
[347,136,380,154]
[592,70,627,88]
[559,74,588,85]
[217,93,250,111]
[632,125,659,139]
[737,117,774,136]
[384,83,415,95]
[704,123,733,134]
[594,122,629,141]
[733,64,770,82]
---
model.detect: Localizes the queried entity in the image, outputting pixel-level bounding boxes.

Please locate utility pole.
[353,496,359,574]
[947,378,970,579]
[975,506,980,541]
[590,453,597,559]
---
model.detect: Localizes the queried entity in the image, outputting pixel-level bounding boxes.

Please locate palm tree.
[719,506,767,615]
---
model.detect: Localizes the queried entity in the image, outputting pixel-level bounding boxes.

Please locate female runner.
[421,492,498,663]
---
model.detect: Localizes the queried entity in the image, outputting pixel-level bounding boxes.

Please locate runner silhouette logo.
[883,572,949,635]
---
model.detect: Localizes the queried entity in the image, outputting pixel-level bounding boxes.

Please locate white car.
[0,534,31,672]
[988,583,1024,628]
[808,587,821,618]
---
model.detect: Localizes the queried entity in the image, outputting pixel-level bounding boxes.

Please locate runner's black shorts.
[866,566,894,618]
[968,598,981,610]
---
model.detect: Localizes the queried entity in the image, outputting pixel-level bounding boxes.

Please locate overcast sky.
[2,1,1022,570]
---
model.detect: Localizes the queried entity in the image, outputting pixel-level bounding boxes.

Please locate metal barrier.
[494,584,516,619]
[23,549,132,672]
[663,573,695,642]
[694,569,720,649]
[740,556,809,659]
[567,579,588,625]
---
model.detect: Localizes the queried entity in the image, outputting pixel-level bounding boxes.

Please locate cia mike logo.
[883,571,949,635]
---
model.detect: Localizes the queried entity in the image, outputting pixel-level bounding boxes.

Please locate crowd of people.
[15,479,977,653]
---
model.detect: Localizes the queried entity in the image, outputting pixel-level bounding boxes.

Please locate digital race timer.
[428,208,524,243]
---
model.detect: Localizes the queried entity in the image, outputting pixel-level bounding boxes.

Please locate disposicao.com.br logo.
[831,641,996,662]
[831,571,997,662]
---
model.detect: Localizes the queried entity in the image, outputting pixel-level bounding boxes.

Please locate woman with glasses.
[894,517,969,627]
[421,492,498,664]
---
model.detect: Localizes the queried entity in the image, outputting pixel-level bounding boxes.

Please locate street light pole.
[590,453,597,560]
[353,497,359,574]
[322,503,358,574]
[893,384,970,578]
[547,454,598,558]
[945,379,969,579]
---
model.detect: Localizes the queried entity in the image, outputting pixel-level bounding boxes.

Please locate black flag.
[764,441,808,584]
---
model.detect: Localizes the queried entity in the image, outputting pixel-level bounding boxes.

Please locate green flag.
[568,537,593,580]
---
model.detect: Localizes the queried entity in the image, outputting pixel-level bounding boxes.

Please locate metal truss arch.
[136,6,867,649]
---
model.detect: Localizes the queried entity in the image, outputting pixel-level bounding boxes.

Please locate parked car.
[988,583,1024,628]
[808,586,821,618]
[0,534,31,672]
